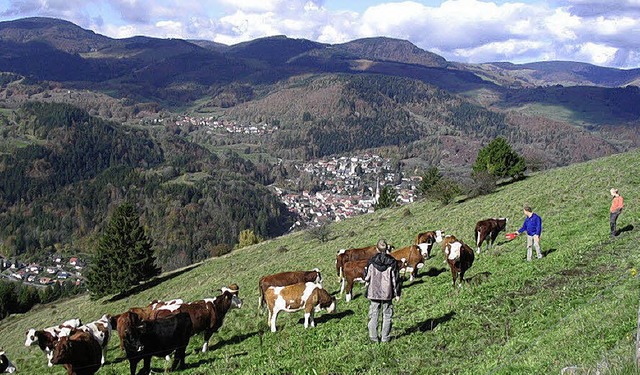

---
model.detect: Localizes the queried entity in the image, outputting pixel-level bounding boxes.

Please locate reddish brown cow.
[442,235,475,287]
[51,330,102,375]
[258,269,322,309]
[335,245,378,279]
[340,258,406,302]
[414,230,445,259]
[264,282,336,332]
[475,218,508,253]
[154,285,242,353]
[390,245,425,281]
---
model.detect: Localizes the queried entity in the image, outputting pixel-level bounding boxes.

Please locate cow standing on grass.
[114,310,193,375]
[25,318,82,367]
[264,282,336,332]
[336,245,378,280]
[0,351,16,373]
[258,270,322,309]
[475,218,507,253]
[75,314,112,365]
[51,330,102,375]
[154,284,243,353]
[442,234,475,287]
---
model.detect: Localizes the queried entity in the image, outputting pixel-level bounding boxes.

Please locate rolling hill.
[1,149,638,374]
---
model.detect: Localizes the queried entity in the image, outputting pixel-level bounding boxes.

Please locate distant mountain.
[459,60,640,88]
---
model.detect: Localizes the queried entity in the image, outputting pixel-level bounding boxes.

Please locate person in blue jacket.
[513,205,543,261]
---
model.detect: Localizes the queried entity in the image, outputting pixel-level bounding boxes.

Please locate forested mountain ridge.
[0,102,295,269]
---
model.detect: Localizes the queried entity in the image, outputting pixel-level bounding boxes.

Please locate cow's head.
[435,230,445,242]
[497,218,508,231]
[309,268,323,285]
[51,336,71,365]
[24,329,37,346]
[118,311,145,353]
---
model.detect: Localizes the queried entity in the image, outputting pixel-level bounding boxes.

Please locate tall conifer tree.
[86,203,160,298]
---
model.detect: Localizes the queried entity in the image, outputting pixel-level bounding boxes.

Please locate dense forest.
[0,102,296,270]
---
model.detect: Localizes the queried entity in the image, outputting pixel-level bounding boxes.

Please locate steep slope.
[1,150,638,374]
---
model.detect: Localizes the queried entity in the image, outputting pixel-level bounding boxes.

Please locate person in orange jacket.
[610,188,624,238]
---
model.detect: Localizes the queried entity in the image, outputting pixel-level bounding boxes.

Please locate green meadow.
[1,150,639,374]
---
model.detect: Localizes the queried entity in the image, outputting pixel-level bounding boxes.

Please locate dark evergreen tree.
[418,167,442,196]
[86,203,160,298]
[375,185,397,210]
[472,137,526,180]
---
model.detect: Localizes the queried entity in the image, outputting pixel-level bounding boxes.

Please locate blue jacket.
[518,213,542,236]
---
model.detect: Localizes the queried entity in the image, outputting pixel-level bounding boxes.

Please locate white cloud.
[2,0,640,67]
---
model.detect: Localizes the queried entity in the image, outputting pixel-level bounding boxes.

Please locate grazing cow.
[415,230,445,259]
[258,269,322,309]
[51,330,102,375]
[335,245,378,279]
[390,245,425,281]
[475,218,508,253]
[76,314,112,365]
[264,282,336,332]
[442,235,475,287]
[155,285,242,353]
[0,351,16,373]
[25,318,82,367]
[340,258,406,302]
[115,310,193,375]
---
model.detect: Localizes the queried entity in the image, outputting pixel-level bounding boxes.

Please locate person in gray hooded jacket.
[364,239,401,343]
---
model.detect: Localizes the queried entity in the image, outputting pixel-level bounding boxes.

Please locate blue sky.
[1,0,639,68]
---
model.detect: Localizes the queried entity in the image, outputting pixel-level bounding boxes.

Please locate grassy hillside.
[1,150,640,374]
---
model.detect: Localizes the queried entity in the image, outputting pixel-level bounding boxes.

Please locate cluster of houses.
[272,154,422,228]
[143,115,279,135]
[1,255,85,287]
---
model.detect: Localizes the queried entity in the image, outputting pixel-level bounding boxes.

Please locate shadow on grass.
[297,309,355,326]
[422,267,447,277]
[542,248,557,257]
[203,331,261,353]
[465,271,491,286]
[106,263,203,303]
[399,311,456,337]
[618,224,634,235]
[184,351,249,370]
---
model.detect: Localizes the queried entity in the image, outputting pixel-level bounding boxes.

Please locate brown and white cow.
[76,314,112,365]
[390,245,425,282]
[442,235,475,287]
[0,351,16,373]
[335,245,378,279]
[258,269,322,309]
[475,218,508,253]
[415,230,445,259]
[264,282,336,332]
[51,330,102,375]
[148,298,184,310]
[25,318,82,367]
[154,285,242,353]
[340,257,406,302]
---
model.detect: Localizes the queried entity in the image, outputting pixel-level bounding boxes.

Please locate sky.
[1,0,640,68]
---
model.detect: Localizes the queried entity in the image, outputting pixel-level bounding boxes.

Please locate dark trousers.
[610,211,621,236]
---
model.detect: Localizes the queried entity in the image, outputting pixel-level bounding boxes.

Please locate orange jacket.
[610,195,624,213]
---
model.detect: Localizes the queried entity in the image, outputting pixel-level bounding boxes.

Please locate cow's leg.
[476,231,482,253]
[101,347,106,364]
[139,356,151,375]
[128,358,139,375]
[304,311,311,328]
[450,267,457,287]
[46,348,54,367]
[202,329,214,353]
[171,347,187,371]
[270,309,279,332]
[339,277,345,294]
[345,279,354,302]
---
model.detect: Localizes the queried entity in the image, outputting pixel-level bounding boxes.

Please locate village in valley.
[1,254,85,287]
[272,154,422,229]
[164,114,423,229]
